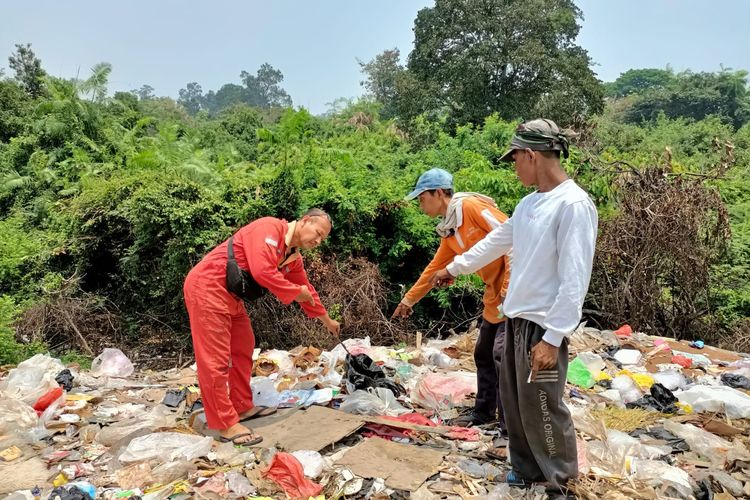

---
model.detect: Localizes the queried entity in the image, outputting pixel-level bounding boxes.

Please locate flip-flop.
[239,406,277,421]
[219,432,263,446]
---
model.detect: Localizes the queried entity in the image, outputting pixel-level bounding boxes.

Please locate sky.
[1,0,748,114]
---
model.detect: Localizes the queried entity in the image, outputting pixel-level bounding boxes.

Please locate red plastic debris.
[672,354,693,369]
[614,324,633,337]
[33,387,64,413]
[263,452,322,498]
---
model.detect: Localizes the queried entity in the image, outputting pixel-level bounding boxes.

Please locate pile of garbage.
[1,324,750,499]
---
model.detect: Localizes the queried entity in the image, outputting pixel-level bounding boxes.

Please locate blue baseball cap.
[404,168,453,201]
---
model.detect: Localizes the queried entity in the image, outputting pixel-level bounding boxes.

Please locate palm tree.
[79,62,112,103]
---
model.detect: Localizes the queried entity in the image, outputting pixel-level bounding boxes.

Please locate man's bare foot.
[219,422,262,445]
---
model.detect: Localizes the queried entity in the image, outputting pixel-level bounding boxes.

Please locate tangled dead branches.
[589,163,731,338]
[250,256,410,351]
[15,275,123,356]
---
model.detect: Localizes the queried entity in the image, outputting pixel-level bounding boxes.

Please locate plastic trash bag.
[663,420,732,465]
[0,354,65,404]
[652,370,687,391]
[91,348,134,378]
[55,369,74,391]
[339,387,410,416]
[721,372,750,390]
[420,347,458,368]
[263,452,323,498]
[344,353,404,396]
[277,388,333,408]
[605,429,672,459]
[47,483,95,500]
[626,383,678,413]
[611,375,642,404]
[95,405,176,446]
[567,357,596,388]
[613,349,643,365]
[410,371,478,411]
[251,376,281,408]
[577,351,605,377]
[291,450,325,479]
[627,458,694,498]
[227,470,257,497]
[677,385,750,419]
[629,427,689,452]
[0,398,38,433]
[672,350,711,368]
[119,432,212,463]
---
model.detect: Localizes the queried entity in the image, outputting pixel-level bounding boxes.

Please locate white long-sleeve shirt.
[446,179,598,347]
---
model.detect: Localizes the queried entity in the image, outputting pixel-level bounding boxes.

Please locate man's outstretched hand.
[391,302,413,319]
[429,268,455,287]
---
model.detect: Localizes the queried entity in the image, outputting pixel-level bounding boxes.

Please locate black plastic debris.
[721,372,750,390]
[629,426,690,453]
[55,369,74,391]
[344,353,405,396]
[626,383,679,413]
[48,485,93,500]
[597,379,612,389]
[162,387,188,408]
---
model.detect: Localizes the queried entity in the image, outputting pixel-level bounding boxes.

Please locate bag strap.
[228,235,236,260]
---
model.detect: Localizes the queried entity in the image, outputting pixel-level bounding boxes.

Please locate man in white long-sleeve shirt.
[431,119,598,497]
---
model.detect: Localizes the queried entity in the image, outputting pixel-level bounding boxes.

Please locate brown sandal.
[219,432,263,446]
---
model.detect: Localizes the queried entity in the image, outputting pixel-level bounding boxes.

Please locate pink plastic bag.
[410,372,477,411]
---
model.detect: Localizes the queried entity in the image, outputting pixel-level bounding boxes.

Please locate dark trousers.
[499,317,578,491]
[474,319,506,426]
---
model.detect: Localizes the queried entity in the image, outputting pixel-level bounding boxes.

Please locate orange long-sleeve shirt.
[402,196,511,324]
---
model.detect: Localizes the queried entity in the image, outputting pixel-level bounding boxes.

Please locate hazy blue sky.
[2,1,747,114]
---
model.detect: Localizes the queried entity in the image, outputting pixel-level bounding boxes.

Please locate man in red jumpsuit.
[184,208,341,444]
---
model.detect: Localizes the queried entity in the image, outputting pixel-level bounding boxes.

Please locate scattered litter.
[1,325,749,499]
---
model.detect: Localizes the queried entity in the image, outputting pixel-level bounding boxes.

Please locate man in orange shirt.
[184,209,340,445]
[393,168,511,428]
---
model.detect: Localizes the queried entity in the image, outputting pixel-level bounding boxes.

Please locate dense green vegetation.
[1,0,748,364]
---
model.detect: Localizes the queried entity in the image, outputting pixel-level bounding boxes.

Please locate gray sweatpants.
[496,317,577,490]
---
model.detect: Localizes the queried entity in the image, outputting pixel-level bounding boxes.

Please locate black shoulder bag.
[225,236,268,301]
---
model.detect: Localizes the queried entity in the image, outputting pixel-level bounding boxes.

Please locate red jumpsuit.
[183,217,326,430]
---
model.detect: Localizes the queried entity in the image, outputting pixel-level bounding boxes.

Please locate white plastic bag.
[605,429,672,459]
[628,458,693,498]
[251,376,281,407]
[119,432,213,463]
[663,420,731,465]
[613,349,642,366]
[577,352,605,376]
[291,450,325,479]
[339,388,409,416]
[652,370,686,391]
[611,375,642,404]
[0,398,38,433]
[0,354,65,404]
[677,385,750,419]
[91,348,134,378]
